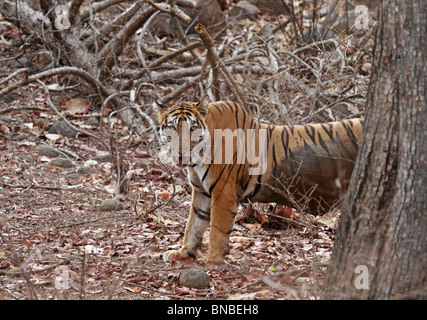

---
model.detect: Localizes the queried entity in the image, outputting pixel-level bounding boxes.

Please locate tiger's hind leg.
[164,191,211,262]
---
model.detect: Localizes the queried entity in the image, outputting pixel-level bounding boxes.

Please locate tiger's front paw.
[163,248,201,262]
[205,252,225,265]
[163,249,183,262]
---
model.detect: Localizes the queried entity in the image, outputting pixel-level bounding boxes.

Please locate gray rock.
[246,0,288,15]
[0,115,11,123]
[66,172,82,180]
[178,268,210,289]
[91,152,113,163]
[99,199,122,211]
[11,134,26,141]
[49,121,77,138]
[38,145,60,158]
[77,166,93,174]
[230,3,259,20]
[51,157,74,168]
[87,117,99,126]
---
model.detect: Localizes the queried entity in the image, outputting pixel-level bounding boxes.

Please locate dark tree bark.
[322,0,427,299]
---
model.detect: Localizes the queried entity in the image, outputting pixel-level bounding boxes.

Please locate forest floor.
[0,1,364,300]
[0,100,338,300]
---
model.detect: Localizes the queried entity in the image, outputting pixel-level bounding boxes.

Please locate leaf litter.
[0,105,336,300]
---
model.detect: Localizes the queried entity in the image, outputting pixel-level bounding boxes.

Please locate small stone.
[178,268,210,289]
[11,134,26,141]
[77,166,93,174]
[91,152,113,163]
[38,145,60,158]
[87,117,99,126]
[0,115,11,123]
[51,157,74,168]
[49,121,77,138]
[99,199,122,211]
[66,172,82,180]
[230,3,259,20]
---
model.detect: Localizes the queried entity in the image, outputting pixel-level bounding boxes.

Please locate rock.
[229,2,259,20]
[38,145,60,158]
[194,0,224,35]
[48,121,77,138]
[0,93,18,103]
[178,268,210,289]
[99,198,122,211]
[11,134,26,141]
[0,115,11,123]
[8,57,31,69]
[91,152,113,163]
[246,0,288,15]
[51,157,74,168]
[87,117,99,126]
[66,172,82,180]
[150,0,224,37]
[77,165,93,174]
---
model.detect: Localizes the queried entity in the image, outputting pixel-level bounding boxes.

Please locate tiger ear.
[153,100,168,119]
[196,95,209,116]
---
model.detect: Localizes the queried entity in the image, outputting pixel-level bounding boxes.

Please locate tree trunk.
[322,0,427,299]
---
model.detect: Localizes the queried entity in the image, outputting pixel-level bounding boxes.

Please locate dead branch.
[80,0,128,22]
[144,0,192,24]
[195,23,248,108]
[0,67,111,101]
[36,79,110,151]
[98,5,156,76]
[123,40,203,90]
[83,0,141,49]
[69,0,84,25]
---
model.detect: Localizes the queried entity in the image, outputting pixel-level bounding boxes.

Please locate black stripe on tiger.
[193,205,211,221]
[304,125,317,145]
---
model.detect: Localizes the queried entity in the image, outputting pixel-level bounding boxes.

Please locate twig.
[80,0,128,21]
[144,0,192,24]
[1,235,38,299]
[56,212,133,230]
[84,0,140,49]
[79,251,87,300]
[107,258,138,299]
[1,181,86,191]
[123,41,203,90]
[36,79,110,151]
[0,67,112,101]
[99,5,157,76]
[136,11,160,83]
[0,68,29,86]
[0,106,50,115]
[68,0,84,25]
[195,24,247,108]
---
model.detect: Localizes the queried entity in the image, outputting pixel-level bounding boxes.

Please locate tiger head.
[154,100,210,168]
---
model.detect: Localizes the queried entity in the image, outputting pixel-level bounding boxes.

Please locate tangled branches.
[1,0,373,134]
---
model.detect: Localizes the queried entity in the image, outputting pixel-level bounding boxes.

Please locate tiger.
[155,100,363,264]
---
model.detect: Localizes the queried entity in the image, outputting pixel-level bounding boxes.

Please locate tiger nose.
[178,151,189,164]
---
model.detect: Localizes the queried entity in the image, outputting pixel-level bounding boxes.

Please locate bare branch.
[99,5,156,76]
[195,23,248,108]
[144,0,192,24]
